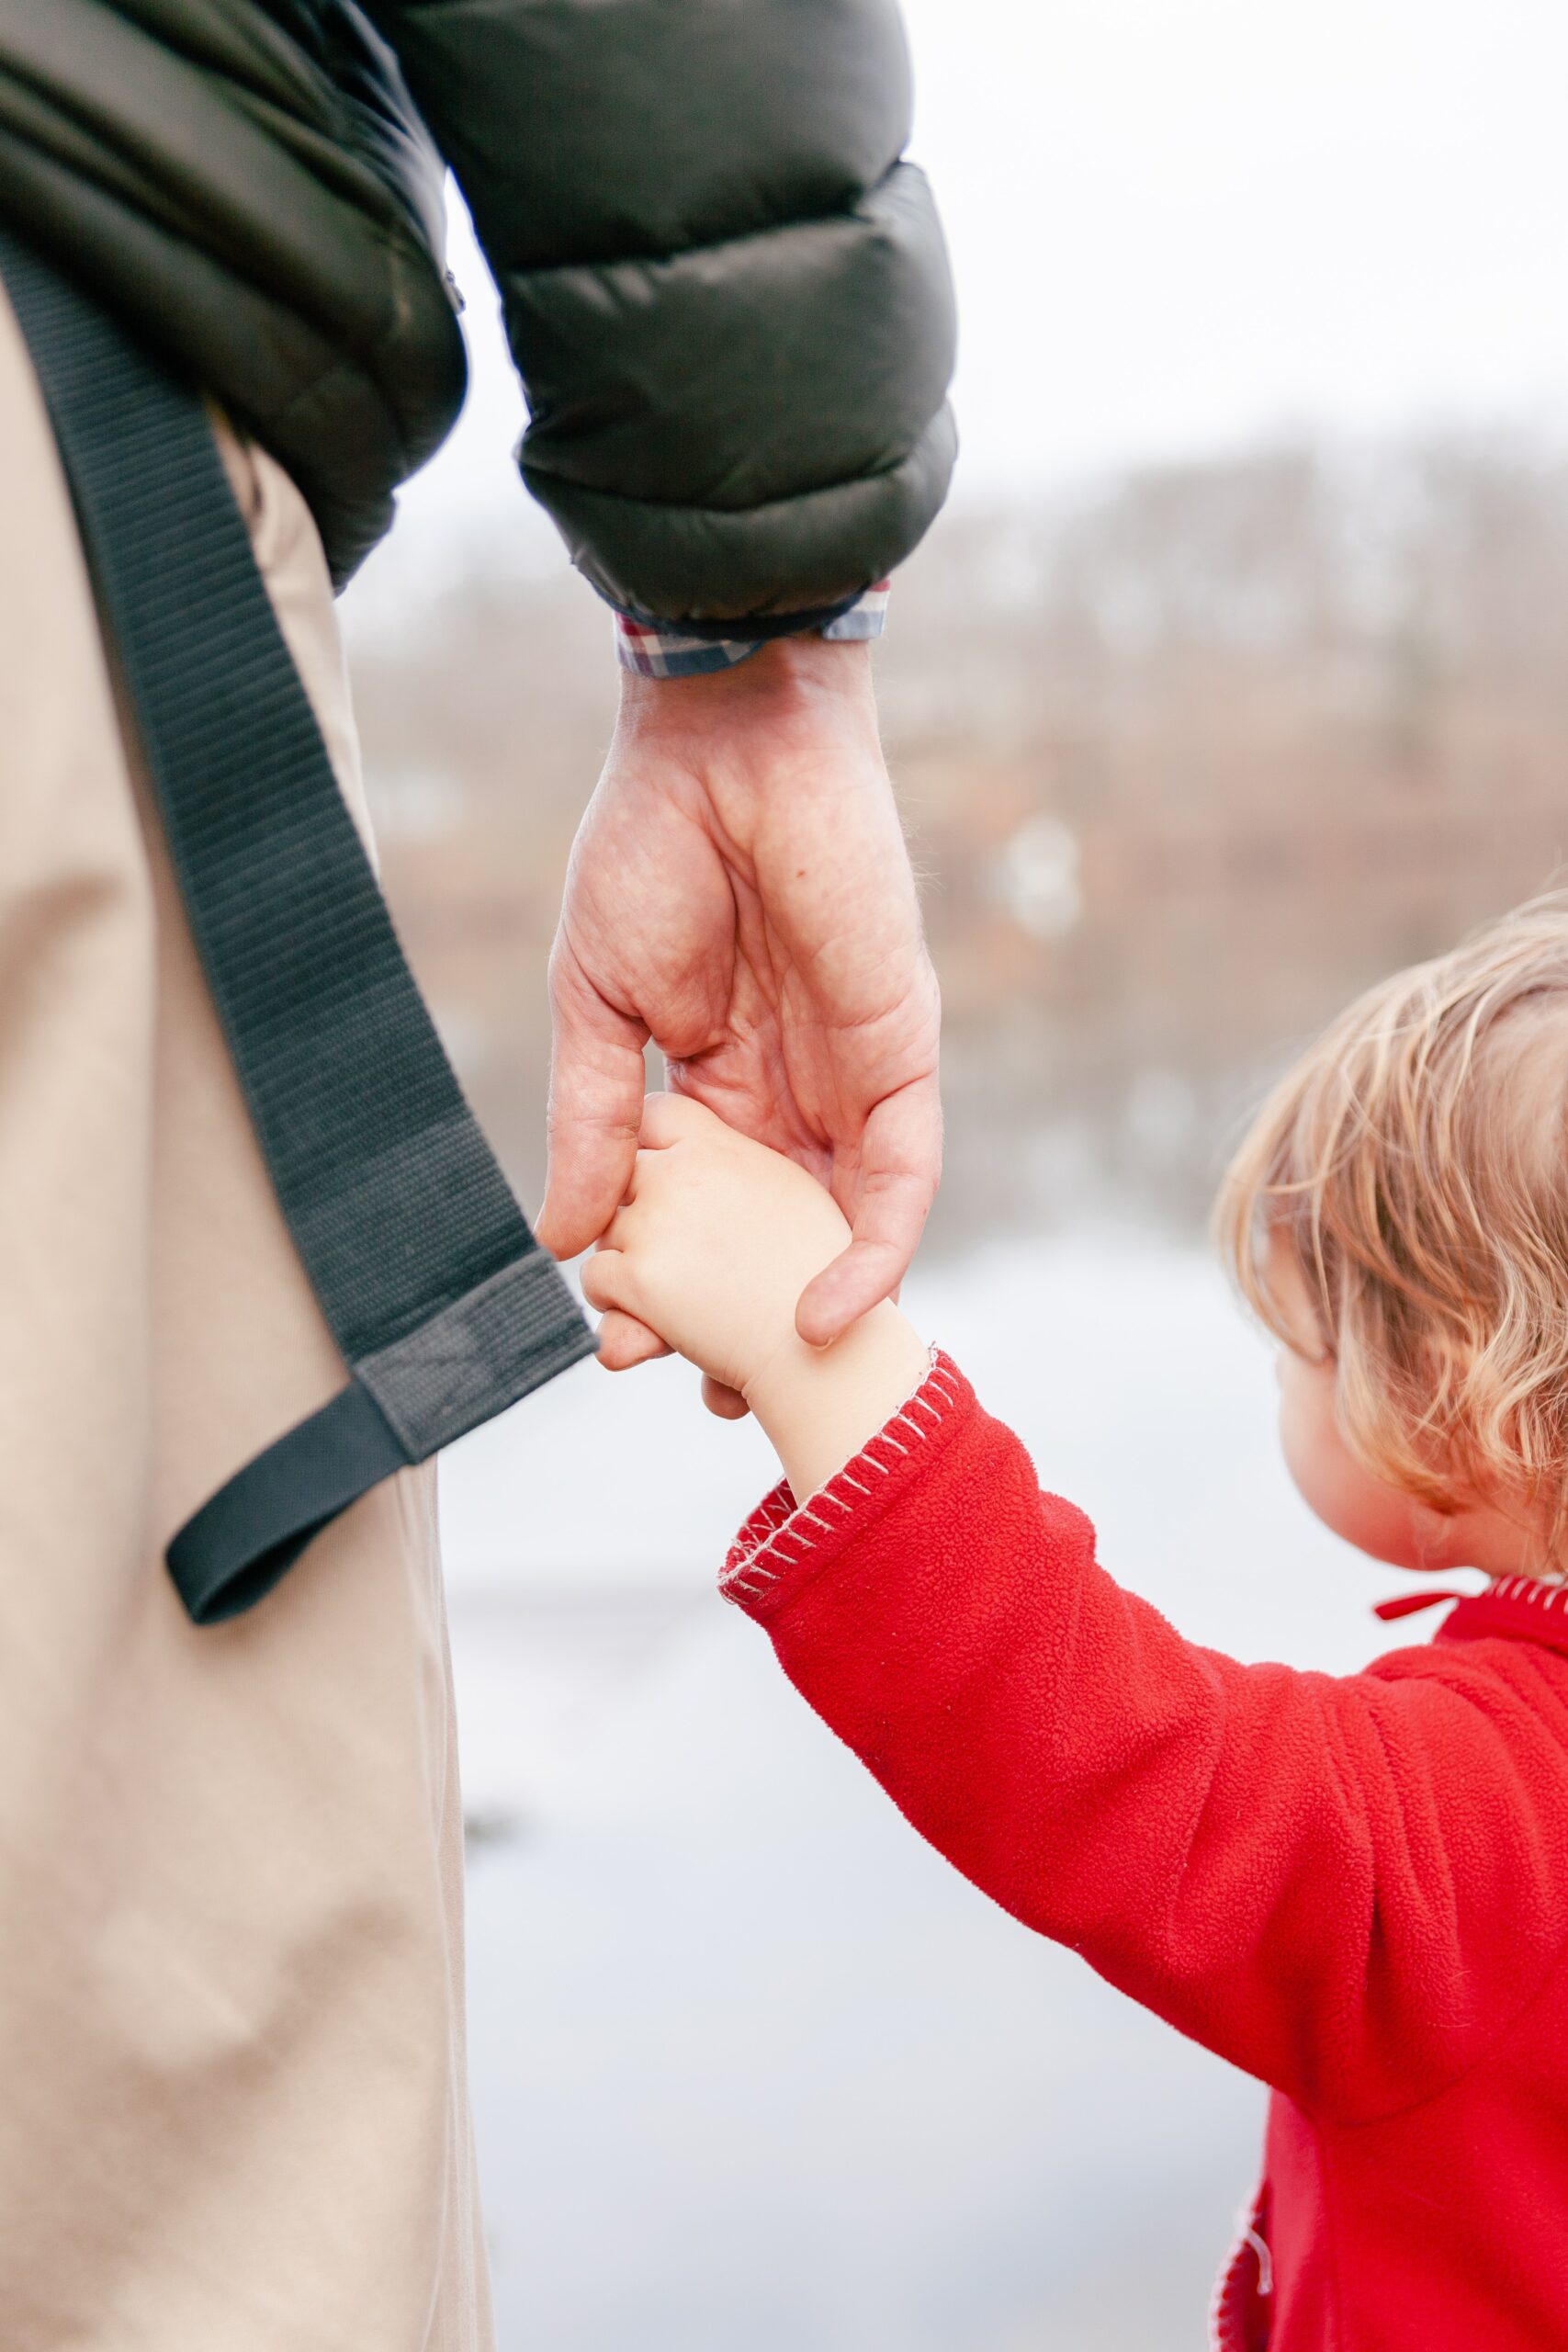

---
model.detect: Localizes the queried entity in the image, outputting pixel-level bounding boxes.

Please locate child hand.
[581,1096,931,1498]
[581,1096,852,1400]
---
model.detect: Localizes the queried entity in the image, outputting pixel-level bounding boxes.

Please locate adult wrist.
[614,583,890,684]
[616,634,876,739]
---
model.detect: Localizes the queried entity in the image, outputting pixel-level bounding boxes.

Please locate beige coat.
[0,283,491,2352]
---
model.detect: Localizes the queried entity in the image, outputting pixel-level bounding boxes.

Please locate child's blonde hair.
[1215,893,1568,1566]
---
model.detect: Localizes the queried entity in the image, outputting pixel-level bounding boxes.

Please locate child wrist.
[738,1327,816,1429]
[742,1306,931,1499]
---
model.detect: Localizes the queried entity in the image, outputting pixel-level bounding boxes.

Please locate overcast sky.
[376,0,1568,570]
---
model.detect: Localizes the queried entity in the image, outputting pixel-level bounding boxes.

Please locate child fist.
[581,1097,931,1499]
[581,1096,851,1400]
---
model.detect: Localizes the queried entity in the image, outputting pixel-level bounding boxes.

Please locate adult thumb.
[536,963,649,1261]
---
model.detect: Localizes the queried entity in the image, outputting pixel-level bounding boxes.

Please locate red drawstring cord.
[1373,1589,1467,1622]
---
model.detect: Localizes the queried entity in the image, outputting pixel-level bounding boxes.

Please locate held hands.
[581,1095,850,1397]
[535,637,941,1414]
[582,1098,931,1499]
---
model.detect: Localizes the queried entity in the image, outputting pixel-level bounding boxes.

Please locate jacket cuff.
[615,582,890,679]
[720,1350,971,1614]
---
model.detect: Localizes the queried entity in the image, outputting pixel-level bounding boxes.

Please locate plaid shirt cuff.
[615,582,891,680]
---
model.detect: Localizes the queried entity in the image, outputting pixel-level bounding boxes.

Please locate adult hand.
[535,635,941,1405]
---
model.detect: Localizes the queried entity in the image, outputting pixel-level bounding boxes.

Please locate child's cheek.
[1279,1367,1342,1533]
[1278,1356,1425,1567]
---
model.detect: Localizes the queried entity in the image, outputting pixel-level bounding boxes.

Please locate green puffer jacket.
[0,0,956,611]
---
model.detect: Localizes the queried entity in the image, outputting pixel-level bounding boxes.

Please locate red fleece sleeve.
[724,1357,1568,2122]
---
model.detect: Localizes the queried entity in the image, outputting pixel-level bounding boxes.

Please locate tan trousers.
[0,287,491,2350]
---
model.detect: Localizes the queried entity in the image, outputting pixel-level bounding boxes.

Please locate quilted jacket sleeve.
[359,0,957,623]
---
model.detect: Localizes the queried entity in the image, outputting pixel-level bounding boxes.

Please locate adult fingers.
[795,1075,942,1345]
[536,945,649,1263]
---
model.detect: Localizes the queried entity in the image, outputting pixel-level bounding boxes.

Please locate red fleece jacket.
[721,1354,1568,2352]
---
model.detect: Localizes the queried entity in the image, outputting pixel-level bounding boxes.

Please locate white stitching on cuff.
[719,1349,960,1601]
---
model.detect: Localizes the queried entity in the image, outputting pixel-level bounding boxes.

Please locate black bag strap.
[0,229,595,1623]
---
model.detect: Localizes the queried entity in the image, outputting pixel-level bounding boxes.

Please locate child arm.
[584,1098,1568,2120]
[729,1357,1568,2121]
